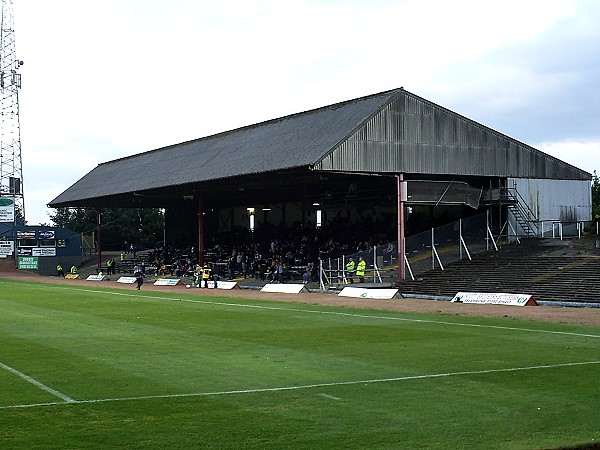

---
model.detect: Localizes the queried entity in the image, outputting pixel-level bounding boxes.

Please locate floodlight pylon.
[0,0,24,221]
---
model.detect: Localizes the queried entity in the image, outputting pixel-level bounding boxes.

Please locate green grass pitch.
[1,279,599,449]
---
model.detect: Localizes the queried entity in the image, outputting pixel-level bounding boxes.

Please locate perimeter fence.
[318,213,600,289]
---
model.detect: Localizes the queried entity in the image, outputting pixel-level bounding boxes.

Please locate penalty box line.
[0,361,76,404]
[2,359,599,410]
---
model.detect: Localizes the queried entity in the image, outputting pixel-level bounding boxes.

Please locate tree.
[593,171,600,220]
[49,207,164,250]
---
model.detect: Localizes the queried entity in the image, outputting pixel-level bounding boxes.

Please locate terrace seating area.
[395,236,600,304]
[84,226,600,306]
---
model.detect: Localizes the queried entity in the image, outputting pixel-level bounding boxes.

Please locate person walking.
[134,264,145,290]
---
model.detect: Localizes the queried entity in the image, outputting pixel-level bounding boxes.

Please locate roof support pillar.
[197,198,205,265]
[96,209,102,269]
[397,174,405,281]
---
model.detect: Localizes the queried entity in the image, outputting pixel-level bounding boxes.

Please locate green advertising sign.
[0,198,14,206]
[18,256,39,270]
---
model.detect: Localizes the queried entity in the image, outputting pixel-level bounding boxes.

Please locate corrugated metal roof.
[315,91,591,180]
[49,90,397,207]
[49,87,591,208]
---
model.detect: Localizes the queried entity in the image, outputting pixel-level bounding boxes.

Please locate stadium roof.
[49,88,591,210]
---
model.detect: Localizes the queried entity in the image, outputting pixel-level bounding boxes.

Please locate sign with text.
[86,275,105,281]
[192,281,240,290]
[154,278,181,286]
[65,274,80,279]
[210,281,239,290]
[38,230,55,239]
[117,276,137,284]
[0,240,14,257]
[451,292,538,307]
[16,230,36,239]
[338,287,400,299]
[18,256,38,270]
[0,198,15,222]
[32,247,56,257]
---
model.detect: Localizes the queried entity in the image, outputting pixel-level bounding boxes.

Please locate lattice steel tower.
[0,0,24,220]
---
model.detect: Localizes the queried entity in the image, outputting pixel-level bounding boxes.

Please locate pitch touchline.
[1,360,599,410]
[75,288,600,339]
[0,361,76,403]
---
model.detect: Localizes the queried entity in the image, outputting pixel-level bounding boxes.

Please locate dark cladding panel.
[315,90,590,180]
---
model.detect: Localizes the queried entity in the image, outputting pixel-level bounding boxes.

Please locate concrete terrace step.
[397,238,600,304]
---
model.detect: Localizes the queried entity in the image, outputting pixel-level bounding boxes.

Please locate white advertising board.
[338,287,400,299]
[154,278,181,286]
[185,281,240,290]
[0,198,15,222]
[86,275,105,281]
[117,276,137,284]
[451,292,537,307]
[0,240,14,257]
[209,281,239,290]
[260,283,309,294]
[32,247,56,257]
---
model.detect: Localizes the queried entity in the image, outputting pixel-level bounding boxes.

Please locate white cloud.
[10,0,600,224]
[535,140,600,175]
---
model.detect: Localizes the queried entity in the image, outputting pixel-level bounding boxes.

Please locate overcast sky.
[12,0,600,225]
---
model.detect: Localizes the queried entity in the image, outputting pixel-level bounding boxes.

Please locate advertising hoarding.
[0,197,15,223]
[0,240,14,257]
[18,256,38,270]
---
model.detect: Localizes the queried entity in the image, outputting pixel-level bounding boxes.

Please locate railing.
[318,216,600,289]
[506,188,539,237]
[319,212,491,288]
[539,220,598,239]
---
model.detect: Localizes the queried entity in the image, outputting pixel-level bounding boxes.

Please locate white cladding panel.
[508,178,591,222]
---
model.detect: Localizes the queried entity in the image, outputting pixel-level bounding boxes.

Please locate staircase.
[505,188,538,238]
[481,186,539,238]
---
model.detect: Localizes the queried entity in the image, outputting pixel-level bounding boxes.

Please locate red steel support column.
[96,209,102,269]
[198,198,205,265]
[397,174,405,281]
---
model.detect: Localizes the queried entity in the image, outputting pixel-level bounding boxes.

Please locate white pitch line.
[318,393,341,401]
[0,361,76,403]
[74,287,600,339]
[1,360,598,410]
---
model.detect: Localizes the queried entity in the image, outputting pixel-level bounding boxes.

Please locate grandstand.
[45,87,592,295]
